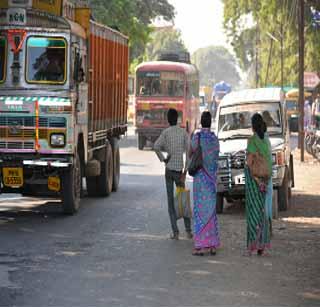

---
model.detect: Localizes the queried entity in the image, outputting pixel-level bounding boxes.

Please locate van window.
[218,102,282,136]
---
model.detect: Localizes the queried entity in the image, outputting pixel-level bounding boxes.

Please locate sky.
[167,0,229,53]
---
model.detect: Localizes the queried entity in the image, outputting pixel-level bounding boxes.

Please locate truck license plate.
[235,174,245,185]
[3,167,23,188]
[48,176,61,192]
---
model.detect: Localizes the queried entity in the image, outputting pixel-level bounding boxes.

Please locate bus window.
[137,71,184,97]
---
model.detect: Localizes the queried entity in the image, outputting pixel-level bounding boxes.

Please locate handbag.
[188,133,203,177]
[174,187,192,219]
[248,138,271,180]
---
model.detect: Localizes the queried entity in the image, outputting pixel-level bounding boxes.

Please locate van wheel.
[278,168,290,211]
[216,193,224,214]
[138,134,145,150]
[111,138,120,192]
[61,152,81,215]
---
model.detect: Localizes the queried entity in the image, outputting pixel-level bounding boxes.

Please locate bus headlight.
[50,134,65,147]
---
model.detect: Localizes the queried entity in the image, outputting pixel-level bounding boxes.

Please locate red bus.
[135,60,200,150]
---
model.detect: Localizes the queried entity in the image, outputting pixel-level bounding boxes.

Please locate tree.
[89,0,175,63]
[191,46,240,88]
[145,27,187,61]
[223,0,320,87]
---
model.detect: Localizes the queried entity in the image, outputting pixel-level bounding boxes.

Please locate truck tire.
[138,134,145,150]
[111,138,120,192]
[61,152,81,215]
[216,193,224,214]
[97,142,113,196]
[278,167,290,211]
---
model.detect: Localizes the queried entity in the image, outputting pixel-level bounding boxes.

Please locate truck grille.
[0,116,66,128]
[0,141,34,150]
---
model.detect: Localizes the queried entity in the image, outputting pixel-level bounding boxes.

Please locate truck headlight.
[50,134,65,147]
[218,159,228,169]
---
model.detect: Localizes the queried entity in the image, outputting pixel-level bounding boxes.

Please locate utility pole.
[298,0,305,162]
[280,15,284,89]
[255,25,259,88]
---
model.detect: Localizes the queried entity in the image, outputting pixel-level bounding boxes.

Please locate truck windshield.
[137,71,184,97]
[218,102,282,137]
[0,36,6,83]
[26,37,67,84]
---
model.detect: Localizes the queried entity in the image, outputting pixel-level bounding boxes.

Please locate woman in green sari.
[245,113,272,255]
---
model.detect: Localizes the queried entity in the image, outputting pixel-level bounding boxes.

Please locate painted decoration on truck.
[32,0,62,16]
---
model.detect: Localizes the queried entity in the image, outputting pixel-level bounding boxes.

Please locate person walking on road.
[190,111,220,256]
[245,113,272,256]
[154,108,192,240]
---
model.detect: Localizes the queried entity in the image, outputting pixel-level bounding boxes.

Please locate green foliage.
[223,0,320,87]
[145,27,187,61]
[89,0,175,62]
[191,46,240,88]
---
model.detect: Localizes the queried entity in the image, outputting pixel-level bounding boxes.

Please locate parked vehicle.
[0,1,128,214]
[199,85,212,114]
[127,75,135,125]
[135,54,199,150]
[285,89,312,132]
[216,88,294,214]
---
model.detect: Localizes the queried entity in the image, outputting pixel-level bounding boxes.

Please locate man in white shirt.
[154,109,192,240]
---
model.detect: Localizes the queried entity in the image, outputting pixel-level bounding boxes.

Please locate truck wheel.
[216,193,224,214]
[61,152,81,215]
[111,138,120,192]
[138,134,145,150]
[278,168,290,211]
[97,142,113,196]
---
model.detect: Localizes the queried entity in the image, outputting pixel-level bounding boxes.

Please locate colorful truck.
[0,1,128,214]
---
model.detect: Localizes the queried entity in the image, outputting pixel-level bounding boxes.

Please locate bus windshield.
[26,37,67,84]
[0,36,6,83]
[137,71,184,97]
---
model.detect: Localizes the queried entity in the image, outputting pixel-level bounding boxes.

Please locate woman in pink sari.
[190,112,220,256]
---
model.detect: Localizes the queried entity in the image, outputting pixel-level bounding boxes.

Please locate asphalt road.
[0,131,319,307]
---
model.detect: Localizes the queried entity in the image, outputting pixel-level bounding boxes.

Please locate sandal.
[192,249,204,256]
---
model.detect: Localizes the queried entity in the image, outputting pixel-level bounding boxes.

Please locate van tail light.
[276,151,285,166]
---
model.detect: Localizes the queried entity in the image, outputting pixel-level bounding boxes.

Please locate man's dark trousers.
[165,168,191,235]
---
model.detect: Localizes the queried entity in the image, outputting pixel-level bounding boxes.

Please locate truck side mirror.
[74,51,85,83]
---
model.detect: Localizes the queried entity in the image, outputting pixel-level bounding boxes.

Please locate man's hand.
[180,170,187,183]
[164,155,171,164]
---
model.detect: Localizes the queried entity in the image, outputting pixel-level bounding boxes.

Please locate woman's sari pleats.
[245,167,271,251]
[192,130,220,249]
